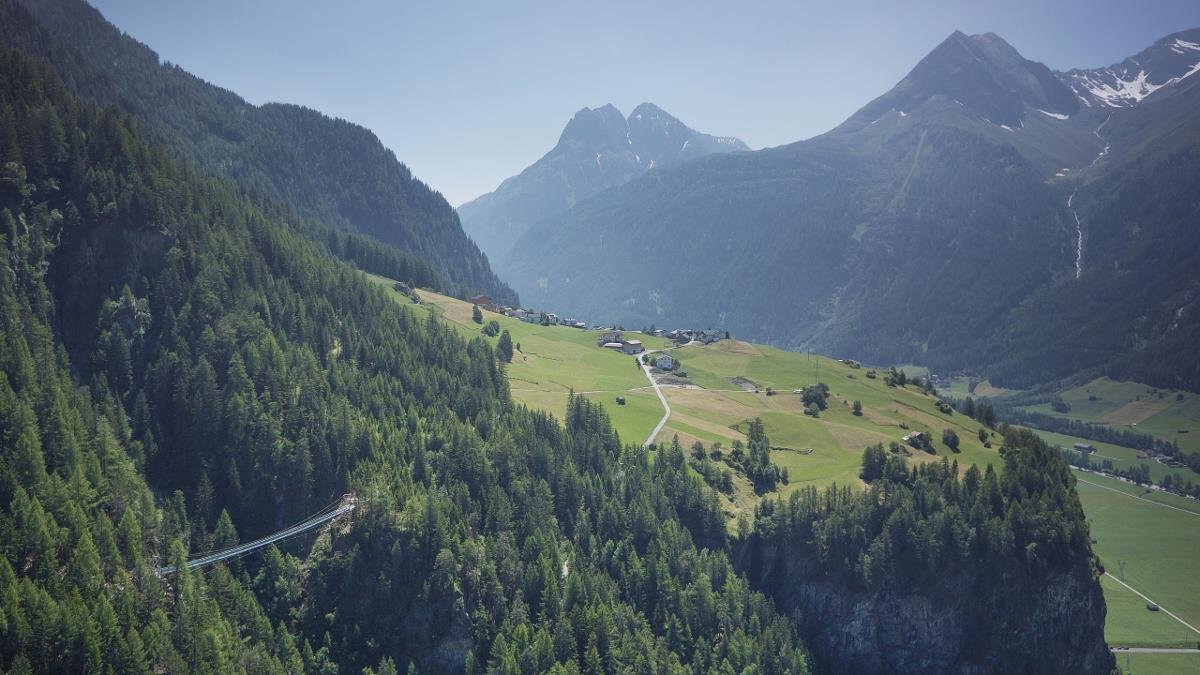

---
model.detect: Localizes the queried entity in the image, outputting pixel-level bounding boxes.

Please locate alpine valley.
[2,0,1198,673]
[495,28,1200,392]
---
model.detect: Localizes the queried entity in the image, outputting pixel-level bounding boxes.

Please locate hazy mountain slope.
[501,28,1200,391]
[503,33,1076,364]
[457,102,747,263]
[4,0,515,301]
[987,71,1200,389]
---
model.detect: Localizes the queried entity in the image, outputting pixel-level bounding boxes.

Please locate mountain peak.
[459,101,746,262]
[845,29,1077,129]
[628,102,675,122]
[558,104,628,146]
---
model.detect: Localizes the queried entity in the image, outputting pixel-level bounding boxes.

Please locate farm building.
[468,295,498,312]
[622,340,645,355]
[1073,443,1096,454]
[602,342,623,350]
[902,432,925,445]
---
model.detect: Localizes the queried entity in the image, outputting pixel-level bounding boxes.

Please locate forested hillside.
[1,0,515,302]
[743,429,1112,673]
[0,46,809,673]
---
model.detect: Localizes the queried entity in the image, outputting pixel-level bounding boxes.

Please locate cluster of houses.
[468,295,589,329]
[467,296,732,350]
[662,328,725,345]
[1136,448,1189,469]
[596,331,644,355]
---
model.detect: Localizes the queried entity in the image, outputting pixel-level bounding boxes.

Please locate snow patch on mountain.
[1036,108,1070,120]
[1062,32,1200,108]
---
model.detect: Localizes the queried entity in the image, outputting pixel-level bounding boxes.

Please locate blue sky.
[93,0,1200,205]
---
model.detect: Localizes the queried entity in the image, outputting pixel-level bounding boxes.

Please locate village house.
[622,340,644,355]
[655,354,676,370]
[596,330,623,347]
[468,295,498,312]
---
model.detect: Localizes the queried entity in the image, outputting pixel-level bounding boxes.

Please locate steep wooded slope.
[3,0,515,301]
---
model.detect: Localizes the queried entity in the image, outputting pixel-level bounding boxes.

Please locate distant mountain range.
[457,103,746,264]
[494,28,1200,391]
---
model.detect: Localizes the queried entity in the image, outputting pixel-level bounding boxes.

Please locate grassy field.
[1075,470,1200,651]
[663,340,1004,492]
[1113,652,1200,675]
[1101,575,1199,648]
[1019,377,1200,455]
[367,278,671,443]
[1034,428,1189,485]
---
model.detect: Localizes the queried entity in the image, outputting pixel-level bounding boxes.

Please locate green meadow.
[1019,376,1200,454]
[1113,652,1200,675]
[1075,471,1200,648]
[367,277,670,442]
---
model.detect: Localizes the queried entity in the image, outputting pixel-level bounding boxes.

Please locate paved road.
[1110,647,1200,653]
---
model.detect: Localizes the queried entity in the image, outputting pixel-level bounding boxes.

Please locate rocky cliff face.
[746,546,1113,673]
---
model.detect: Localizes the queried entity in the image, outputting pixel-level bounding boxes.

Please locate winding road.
[641,356,672,446]
[638,341,698,447]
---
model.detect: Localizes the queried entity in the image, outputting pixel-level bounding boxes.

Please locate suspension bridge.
[157,494,357,575]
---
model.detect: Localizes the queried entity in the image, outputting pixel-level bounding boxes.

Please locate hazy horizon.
[93,0,1200,206]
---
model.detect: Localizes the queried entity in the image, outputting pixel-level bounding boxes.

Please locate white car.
[792,388,804,394]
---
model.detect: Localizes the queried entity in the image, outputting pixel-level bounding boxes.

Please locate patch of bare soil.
[731,376,758,392]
